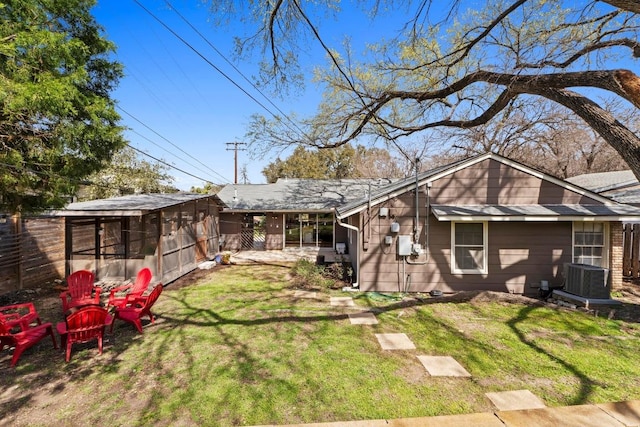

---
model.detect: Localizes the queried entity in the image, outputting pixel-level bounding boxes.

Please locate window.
[573,222,606,267]
[284,213,335,248]
[452,222,487,274]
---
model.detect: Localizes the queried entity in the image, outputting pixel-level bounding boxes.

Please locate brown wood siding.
[219,213,242,250]
[354,158,596,295]
[358,213,572,295]
[429,159,603,205]
[265,213,284,250]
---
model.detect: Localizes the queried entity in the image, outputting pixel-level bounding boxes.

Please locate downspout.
[414,158,419,243]
[406,160,428,266]
[337,217,359,288]
[364,182,371,251]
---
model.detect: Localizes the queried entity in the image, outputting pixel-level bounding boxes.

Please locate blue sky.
[92,1,293,189]
[91,0,387,190]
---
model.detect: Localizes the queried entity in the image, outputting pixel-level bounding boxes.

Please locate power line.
[126,144,215,185]
[164,0,314,143]
[118,106,230,184]
[132,0,282,129]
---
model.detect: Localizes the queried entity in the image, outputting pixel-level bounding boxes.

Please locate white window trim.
[451,221,488,275]
[572,221,609,267]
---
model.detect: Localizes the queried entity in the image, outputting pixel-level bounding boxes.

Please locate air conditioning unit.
[563,263,611,299]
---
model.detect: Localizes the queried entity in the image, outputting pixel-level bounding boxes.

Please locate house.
[52,193,222,285]
[216,178,397,253]
[335,153,640,295]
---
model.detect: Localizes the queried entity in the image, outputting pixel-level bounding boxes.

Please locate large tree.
[436,99,633,178]
[261,143,408,182]
[81,146,177,200]
[0,0,126,213]
[214,1,640,179]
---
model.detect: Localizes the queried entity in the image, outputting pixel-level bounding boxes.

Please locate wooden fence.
[0,214,66,295]
[623,223,640,279]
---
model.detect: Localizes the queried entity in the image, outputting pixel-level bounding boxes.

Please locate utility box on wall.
[397,235,412,256]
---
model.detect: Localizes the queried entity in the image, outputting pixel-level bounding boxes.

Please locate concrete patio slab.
[485,390,546,411]
[348,312,378,325]
[417,355,471,377]
[375,333,416,350]
[495,404,626,427]
[330,296,355,307]
[293,290,318,299]
[597,401,640,426]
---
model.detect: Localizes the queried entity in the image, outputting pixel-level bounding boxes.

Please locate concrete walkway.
[253,400,640,426]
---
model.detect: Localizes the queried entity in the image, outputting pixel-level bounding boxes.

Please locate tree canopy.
[80,146,177,200]
[0,0,126,213]
[212,0,640,179]
[262,144,408,182]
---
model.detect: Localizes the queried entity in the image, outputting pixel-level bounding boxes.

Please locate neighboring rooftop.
[567,170,640,205]
[566,170,638,193]
[217,178,398,212]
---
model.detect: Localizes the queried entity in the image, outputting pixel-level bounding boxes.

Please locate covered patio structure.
[53,193,222,284]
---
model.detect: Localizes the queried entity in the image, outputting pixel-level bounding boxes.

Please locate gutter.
[336,217,359,288]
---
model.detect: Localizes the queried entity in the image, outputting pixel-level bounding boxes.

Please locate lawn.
[2,262,640,426]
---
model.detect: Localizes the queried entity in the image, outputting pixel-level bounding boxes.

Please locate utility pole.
[226,141,246,184]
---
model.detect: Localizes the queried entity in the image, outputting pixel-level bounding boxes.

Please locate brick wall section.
[610,221,624,291]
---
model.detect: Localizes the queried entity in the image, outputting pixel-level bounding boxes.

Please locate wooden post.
[13,213,23,290]
[623,223,631,277]
[156,212,163,281]
[633,224,640,278]
[123,217,130,279]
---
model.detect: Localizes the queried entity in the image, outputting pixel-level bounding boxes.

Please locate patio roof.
[217,178,399,212]
[51,193,220,217]
[431,204,640,222]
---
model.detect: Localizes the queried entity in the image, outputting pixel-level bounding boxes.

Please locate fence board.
[0,215,65,294]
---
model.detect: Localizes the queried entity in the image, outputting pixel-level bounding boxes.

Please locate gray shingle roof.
[566,170,637,193]
[566,170,640,205]
[431,204,640,220]
[53,193,218,216]
[217,178,398,212]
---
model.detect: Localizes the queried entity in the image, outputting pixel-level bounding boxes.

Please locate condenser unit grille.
[563,263,610,299]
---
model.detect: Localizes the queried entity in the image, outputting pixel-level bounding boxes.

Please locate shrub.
[291,259,344,289]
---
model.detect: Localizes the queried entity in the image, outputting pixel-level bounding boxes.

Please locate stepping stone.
[485,389,546,411]
[293,290,318,299]
[330,296,355,307]
[348,312,378,325]
[375,333,416,350]
[417,355,471,377]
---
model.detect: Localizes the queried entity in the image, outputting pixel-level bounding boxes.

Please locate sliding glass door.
[284,213,334,248]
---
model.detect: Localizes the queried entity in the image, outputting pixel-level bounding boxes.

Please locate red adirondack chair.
[56,305,112,362]
[111,284,162,334]
[60,270,101,312]
[108,267,152,309]
[0,302,42,332]
[0,315,58,367]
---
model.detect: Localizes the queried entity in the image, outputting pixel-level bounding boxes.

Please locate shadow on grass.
[2,265,640,425]
[506,305,601,405]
